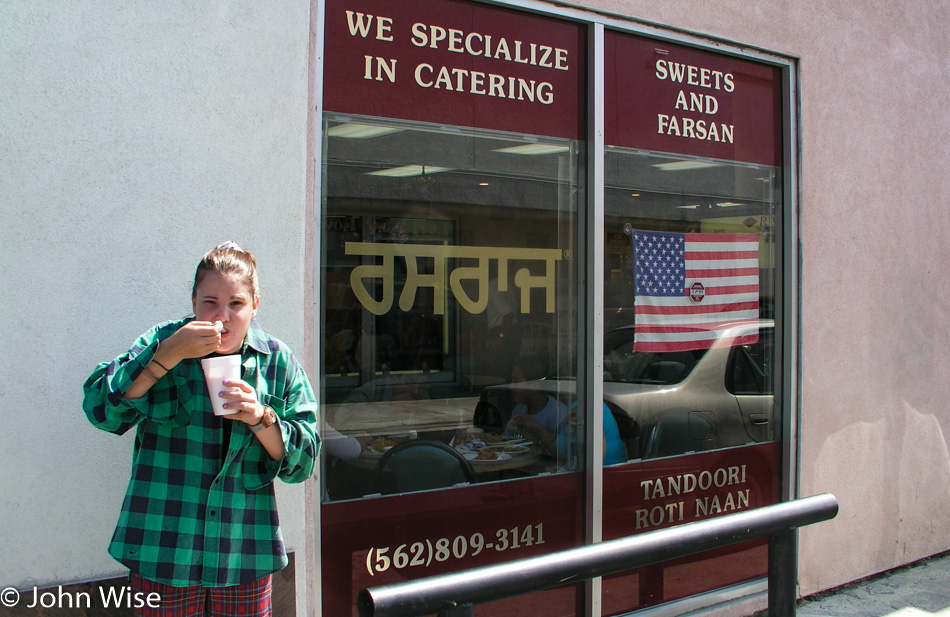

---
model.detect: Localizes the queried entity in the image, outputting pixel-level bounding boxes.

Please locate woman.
[83,241,320,616]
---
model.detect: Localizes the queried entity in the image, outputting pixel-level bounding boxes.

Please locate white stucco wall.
[574,0,950,596]
[0,1,314,613]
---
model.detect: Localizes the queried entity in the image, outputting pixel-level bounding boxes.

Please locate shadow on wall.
[801,403,950,594]
[895,402,950,559]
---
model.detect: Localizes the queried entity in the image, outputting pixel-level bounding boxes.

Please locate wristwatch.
[249,405,277,433]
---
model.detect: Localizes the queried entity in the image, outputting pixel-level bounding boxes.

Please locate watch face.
[264,407,276,427]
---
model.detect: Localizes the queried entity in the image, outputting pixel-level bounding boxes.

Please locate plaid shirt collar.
[244,319,272,356]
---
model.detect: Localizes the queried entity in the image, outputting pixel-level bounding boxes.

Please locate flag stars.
[634,231,686,297]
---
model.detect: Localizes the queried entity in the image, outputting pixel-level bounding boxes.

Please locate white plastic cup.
[200,355,242,415]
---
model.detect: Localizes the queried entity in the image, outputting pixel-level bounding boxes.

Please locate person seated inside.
[507,402,627,466]
[502,356,568,438]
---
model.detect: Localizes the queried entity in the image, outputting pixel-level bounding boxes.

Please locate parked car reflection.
[475,320,775,461]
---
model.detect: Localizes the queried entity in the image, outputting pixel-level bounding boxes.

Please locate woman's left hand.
[219,379,264,425]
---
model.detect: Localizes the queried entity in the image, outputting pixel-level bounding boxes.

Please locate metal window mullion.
[582,20,606,617]
[781,61,801,505]
[312,1,328,616]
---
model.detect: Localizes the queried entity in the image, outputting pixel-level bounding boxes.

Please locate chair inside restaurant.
[371,440,478,495]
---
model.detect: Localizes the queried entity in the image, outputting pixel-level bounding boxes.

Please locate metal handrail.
[358,493,838,617]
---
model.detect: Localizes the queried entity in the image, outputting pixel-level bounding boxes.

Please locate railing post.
[767,527,798,617]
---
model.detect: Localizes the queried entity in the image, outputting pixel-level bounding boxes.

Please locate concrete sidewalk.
[797,552,950,617]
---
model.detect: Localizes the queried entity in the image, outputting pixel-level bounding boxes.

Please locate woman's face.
[193,271,259,355]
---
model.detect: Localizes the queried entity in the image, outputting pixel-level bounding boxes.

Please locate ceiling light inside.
[366,165,452,178]
[494,144,570,155]
[652,160,722,171]
[328,123,403,139]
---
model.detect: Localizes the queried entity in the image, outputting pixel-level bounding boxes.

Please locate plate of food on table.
[455,432,532,461]
[477,432,526,446]
[364,434,413,457]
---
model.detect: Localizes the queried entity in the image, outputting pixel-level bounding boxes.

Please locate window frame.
[311,2,800,615]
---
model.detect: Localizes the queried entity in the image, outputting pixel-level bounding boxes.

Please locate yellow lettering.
[429,25,447,49]
[674,90,689,110]
[414,63,433,88]
[635,502,685,530]
[411,23,427,47]
[346,11,374,38]
[345,243,562,317]
[447,28,464,52]
[494,37,511,61]
[464,32,483,56]
[538,45,553,68]
[488,74,506,97]
[434,66,453,90]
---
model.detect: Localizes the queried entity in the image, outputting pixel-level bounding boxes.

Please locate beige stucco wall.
[0,1,315,614]
[570,0,950,596]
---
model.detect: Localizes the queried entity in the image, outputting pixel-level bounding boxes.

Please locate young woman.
[83,242,320,616]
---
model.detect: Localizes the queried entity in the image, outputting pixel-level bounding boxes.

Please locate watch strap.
[249,406,276,433]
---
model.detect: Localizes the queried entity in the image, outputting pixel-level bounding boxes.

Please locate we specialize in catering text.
[346,11,569,105]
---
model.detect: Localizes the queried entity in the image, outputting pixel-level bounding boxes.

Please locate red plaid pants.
[130,572,273,617]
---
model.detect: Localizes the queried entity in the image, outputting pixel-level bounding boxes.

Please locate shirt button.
[210,510,217,516]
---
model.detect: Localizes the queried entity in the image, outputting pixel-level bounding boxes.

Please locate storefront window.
[598,31,785,615]
[319,1,589,614]
[321,115,583,500]
[317,1,791,615]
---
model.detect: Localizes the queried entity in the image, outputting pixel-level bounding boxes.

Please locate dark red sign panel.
[321,443,779,616]
[322,473,585,617]
[323,0,586,139]
[602,442,781,614]
[606,32,783,166]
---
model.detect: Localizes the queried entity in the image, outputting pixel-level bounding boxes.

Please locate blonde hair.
[192,241,259,301]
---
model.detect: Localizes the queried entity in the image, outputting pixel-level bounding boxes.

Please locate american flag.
[632,230,760,352]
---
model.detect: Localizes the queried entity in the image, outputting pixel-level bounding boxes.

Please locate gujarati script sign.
[346,242,562,316]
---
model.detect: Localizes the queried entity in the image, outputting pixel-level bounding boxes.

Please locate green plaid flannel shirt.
[83,318,320,587]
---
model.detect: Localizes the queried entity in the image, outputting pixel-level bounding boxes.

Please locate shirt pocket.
[260,392,288,418]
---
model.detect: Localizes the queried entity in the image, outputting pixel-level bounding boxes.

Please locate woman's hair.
[192,241,259,300]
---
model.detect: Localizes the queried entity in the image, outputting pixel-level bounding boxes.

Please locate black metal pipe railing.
[358,493,838,617]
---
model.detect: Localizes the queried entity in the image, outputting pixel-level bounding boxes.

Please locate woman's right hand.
[125,321,223,400]
[160,321,225,362]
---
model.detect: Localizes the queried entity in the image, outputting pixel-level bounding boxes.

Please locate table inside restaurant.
[345,442,543,474]
[325,397,543,477]
[325,396,480,437]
